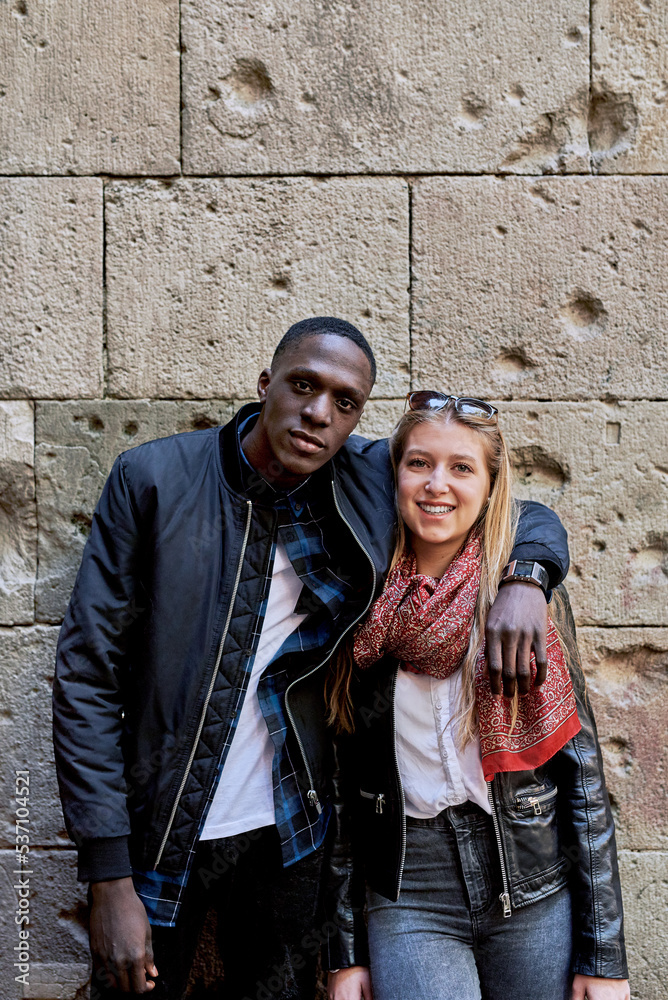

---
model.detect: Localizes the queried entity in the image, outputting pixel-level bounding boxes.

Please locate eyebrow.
[404,448,478,465]
[286,367,367,403]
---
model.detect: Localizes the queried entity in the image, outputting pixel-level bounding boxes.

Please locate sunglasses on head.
[405,391,498,421]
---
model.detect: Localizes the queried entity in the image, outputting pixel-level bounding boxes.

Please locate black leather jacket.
[53,403,569,887]
[325,589,628,980]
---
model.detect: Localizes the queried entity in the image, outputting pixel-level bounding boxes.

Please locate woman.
[326,392,629,1000]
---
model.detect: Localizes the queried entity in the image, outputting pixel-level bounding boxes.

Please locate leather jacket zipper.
[153,500,253,868]
[284,479,377,815]
[359,789,386,814]
[487,779,512,917]
[515,787,557,815]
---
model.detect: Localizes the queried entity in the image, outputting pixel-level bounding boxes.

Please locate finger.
[501,636,519,699]
[516,637,533,696]
[485,628,503,697]
[116,966,131,993]
[130,957,151,994]
[533,632,548,687]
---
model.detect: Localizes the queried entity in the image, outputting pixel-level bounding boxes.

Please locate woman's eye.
[455,463,473,473]
[408,458,427,468]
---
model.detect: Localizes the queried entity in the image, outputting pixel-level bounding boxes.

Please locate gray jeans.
[367,802,572,1000]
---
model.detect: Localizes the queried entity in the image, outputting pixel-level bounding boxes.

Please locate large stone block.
[0,0,179,175]
[0,402,36,624]
[592,0,668,174]
[618,852,668,1000]
[35,401,240,622]
[0,179,103,399]
[412,176,668,401]
[0,627,65,849]
[182,0,590,174]
[105,178,409,400]
[498,402,668,626]
[579,629,668,851]
[0,849,88,1000]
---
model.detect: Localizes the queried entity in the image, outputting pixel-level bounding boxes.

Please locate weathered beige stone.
[0,179,103,399]
[579,628,668,851]
[0,627,64,848]
[618,851,668,1000]
[35,400,240,621]
[23,963,89,1000]
[592,1,668,174]
[0,402,35,624]
[0,849,87,998]
[498,402,668,626]
[0,0,180,175]
[412,176,668,401]
[182,0,590,174]
[105,178,409,400]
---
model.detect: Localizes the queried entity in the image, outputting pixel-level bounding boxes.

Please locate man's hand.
[90,877,157,994]
[485,581,548,698]
[328,966,373,999]
[571,975,630,999]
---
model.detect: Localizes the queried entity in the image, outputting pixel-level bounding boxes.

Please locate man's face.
[255,333,374,479]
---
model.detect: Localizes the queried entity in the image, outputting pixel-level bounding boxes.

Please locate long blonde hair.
[326,401,518,743]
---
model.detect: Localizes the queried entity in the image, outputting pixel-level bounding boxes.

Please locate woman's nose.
[425,470,450,495]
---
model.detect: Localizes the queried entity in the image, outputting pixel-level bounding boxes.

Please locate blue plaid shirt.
[133,417,356,925]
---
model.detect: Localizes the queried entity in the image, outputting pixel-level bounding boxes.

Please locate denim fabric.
[91,827,326,1000]
[366,802,572,1000]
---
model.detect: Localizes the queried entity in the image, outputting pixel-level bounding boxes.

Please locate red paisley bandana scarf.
[353,530,580,781]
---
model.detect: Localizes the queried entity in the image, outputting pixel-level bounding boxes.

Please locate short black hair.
[271,317,376,385]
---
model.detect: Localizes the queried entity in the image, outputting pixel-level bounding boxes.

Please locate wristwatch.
[499,559,550,595]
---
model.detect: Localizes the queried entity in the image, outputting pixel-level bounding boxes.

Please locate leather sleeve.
[511,499,570,589]
[52,455,142,881]
[551,588,629,979]
[321,733,370,971]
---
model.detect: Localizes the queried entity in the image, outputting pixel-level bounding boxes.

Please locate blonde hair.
[327,401,518,742]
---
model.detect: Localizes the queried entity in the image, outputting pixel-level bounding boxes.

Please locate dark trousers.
[90,826,327,1000]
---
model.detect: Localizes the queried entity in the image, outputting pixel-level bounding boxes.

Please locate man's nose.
[302,394,333,427]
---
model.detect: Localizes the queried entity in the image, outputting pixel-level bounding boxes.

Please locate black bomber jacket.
[53,403,570,889]
[324,588,628,980]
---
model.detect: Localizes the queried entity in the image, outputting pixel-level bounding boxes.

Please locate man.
[53,317,569,999]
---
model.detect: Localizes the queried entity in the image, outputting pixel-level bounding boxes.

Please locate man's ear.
[257,368,271,402]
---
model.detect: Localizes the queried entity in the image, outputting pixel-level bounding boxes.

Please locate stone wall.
[0,2,666,997]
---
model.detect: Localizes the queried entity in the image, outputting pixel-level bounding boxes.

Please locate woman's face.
[397,419,492,565]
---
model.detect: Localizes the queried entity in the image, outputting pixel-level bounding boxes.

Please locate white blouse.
[394,668,491,818]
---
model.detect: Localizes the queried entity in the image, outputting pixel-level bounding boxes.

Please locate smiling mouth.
[417,502,455,515]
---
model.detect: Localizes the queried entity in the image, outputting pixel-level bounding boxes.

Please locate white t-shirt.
[200,542,307,841]
[394,668,491,818]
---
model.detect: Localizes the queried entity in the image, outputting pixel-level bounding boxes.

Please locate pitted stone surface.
[35,400,239,622]
[579,628,668,851]
[412,177,668,401]
[497,402,668,626]
[592,1,668,174]
[0,849,87,999]
[0,179,103,399]
[618,851,668,1000]
[0,0,179,175]
[105,178,409,400]
[182,0,590,174]
[0,402,35,624]
[0,627,64,848]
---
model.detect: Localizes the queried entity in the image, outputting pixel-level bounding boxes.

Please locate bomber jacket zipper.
[153,500,253,868]
[487,779,512,917]
[284,479,377,814]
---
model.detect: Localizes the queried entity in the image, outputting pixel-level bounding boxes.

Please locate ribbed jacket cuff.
[78,836,132,883]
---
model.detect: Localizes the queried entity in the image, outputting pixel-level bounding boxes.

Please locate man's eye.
[337,398,356,411]
[293,380,312,392]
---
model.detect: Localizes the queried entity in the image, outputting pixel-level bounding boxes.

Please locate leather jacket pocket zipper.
[360,789,386,814]
[515,786,558,815]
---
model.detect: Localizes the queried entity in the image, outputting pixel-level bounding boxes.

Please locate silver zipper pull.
[500,891,512,918]
[307,789,322,814]
[528,797,542,815]
[376,793,385,814]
